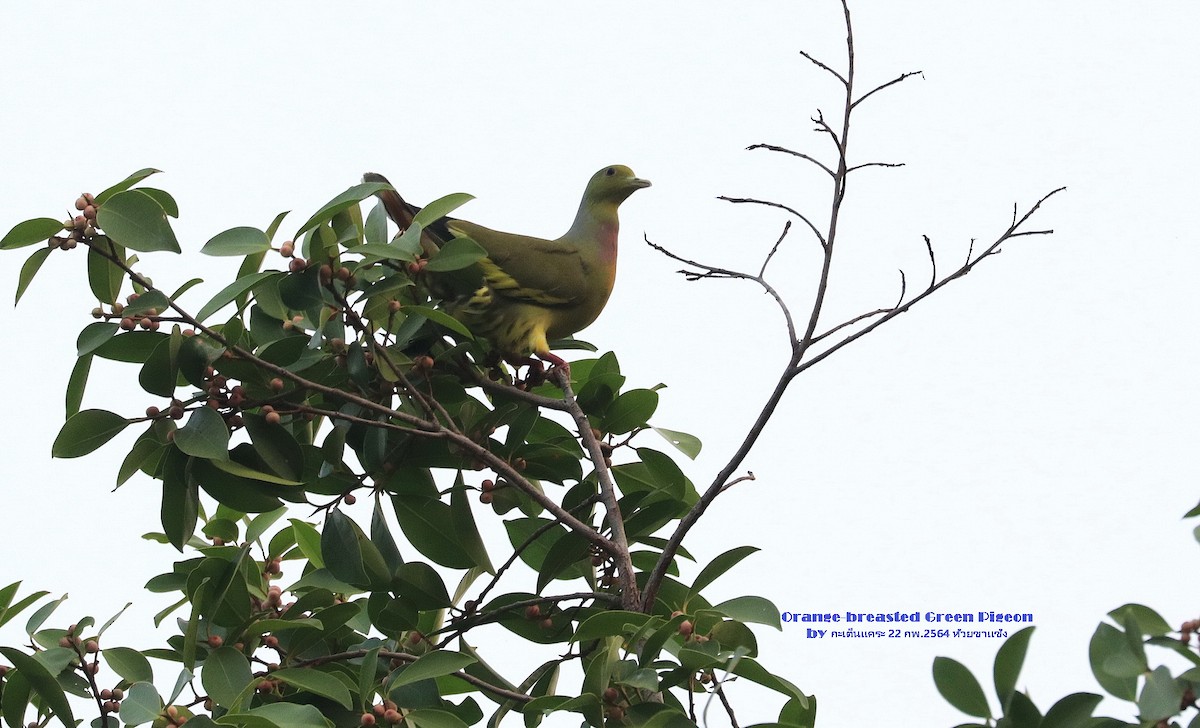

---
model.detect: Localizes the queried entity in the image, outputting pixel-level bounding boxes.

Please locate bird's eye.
[605,167,615,176]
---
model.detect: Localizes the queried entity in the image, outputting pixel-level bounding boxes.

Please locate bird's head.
[584,165,652,205]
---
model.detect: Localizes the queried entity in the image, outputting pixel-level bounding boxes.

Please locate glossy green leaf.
[192,459,283,513]
[243,412,304,481]
[119,681,164,725]
[652,427,702,460]
[201,226,271,256]
[1,217,65,250]
[0,646,76,727]
[272,667,353,710]
[87,242,125,304]
[137,187,179,217]
[602,388,658,435]
[103,646,154,684]
[161,447,198,551]
[395,562,451,610]
[390,651,476,689]
[730,657,809,704]
[295,182,390,238]
[424,236,487,272]
[1109,603,1171,636]
[1038,692,1102,728]
[15,246,51,303]
[574,611,655,643]
[195,271,274,322]
[52,408,130,458]
[932,656,991,719]
[173,407,230,460]
[66,353,92,418]
[993,626,1035,710]
[139,336,178,397]
[124,289,170,316]
[97,189,181,253]
[1138,665,1183,722]
[0,583,49,630]
[1,668,31,728]
[711,596,780,629]
[393,495,476,569]
[77,322,120,356]
[291,519,324,568]
[404,304,473,339]
[96,168,162,204]
[412,192,474,228]
[94,330,169,363]
[322,508,368,586]
[208,458,300,486]
[690,546,759,598]
[450,477,493,573]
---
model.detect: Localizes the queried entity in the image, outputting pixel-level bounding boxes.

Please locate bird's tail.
[363,172,440,258]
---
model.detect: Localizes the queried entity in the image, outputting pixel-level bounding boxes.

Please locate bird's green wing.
[445,220,590,308]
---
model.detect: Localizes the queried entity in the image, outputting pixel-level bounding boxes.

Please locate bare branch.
[720,471,756,494]
[759,221,790,278]
[645,234,800,349]
[851,70,923,109]
[846,161,905,173]
[747,143,835,178]
[923,234,937,292]
[812,307,890,343]
[799,50,847,86]
[554,368,641,610]
[716,196,827,248]
[811,111,841,148]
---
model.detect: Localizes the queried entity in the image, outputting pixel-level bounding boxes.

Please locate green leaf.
[412,192,475,228]
[173,407,230,461]
[24,593,66,635]
[52,409,130,458]
[392,495,476,569]
[124,289,170,316]
[932,656,991,719]
[0,583,48,630]
[66,354,92,418]
[119,681,164,726]
[394,562,451,610]
[450,477,493,573]
[1138,665,1183,722]
[405,709,470,728]
[201,647,253,710]
[137,187,179,217]
[201,226,271,256]
[161,448,199,551]
[87,242,125,304]
[0,646,76,727]
[290,519,324,568]
[295,182,391,239]
[243,412,304,481]
[993,626,1035,710]
[602,389,659,435]
[652,427,702,460]
[96,168,162,204]
[404,304,473,339]
[390,652,476,689]
[209,458,301,486]
[424,236,487,272]
[15,246,51,303]
[690,546,759,598]
[1039,692,1102,728]
[103,646,154,684]
[96,189,181,253]
[195,271,275,322]
[139,336,178,397]
[322,508,368,586]
[1109,603,1172,636]
[271,667,353,710]
[574,611,655,642]
[77,322,120,356]
[1,217,65,250]
[94,330,169,363]
[711,596,781,629]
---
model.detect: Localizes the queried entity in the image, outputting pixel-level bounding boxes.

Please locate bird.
[364,166,651,374]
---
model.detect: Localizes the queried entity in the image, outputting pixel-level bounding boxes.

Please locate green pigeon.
[364,166,651,371]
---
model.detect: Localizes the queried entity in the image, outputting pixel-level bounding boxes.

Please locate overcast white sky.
[2,2,1199,726]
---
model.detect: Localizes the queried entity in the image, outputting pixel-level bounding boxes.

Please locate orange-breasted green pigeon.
[365,166,650,370]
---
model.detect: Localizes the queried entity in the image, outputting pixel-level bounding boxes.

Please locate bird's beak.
[631,177,652,189]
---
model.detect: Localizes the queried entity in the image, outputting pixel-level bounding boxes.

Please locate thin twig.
[850,70,923,109]
[923,235,937,292]
[799,50,847,86]
[746,143,835,178]
[759,222,791,278]
[846,161,905,173]
[716,196,827,248]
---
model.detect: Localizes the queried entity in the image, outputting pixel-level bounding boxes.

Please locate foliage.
[935,506,1200,727]
[0,170,806,728]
